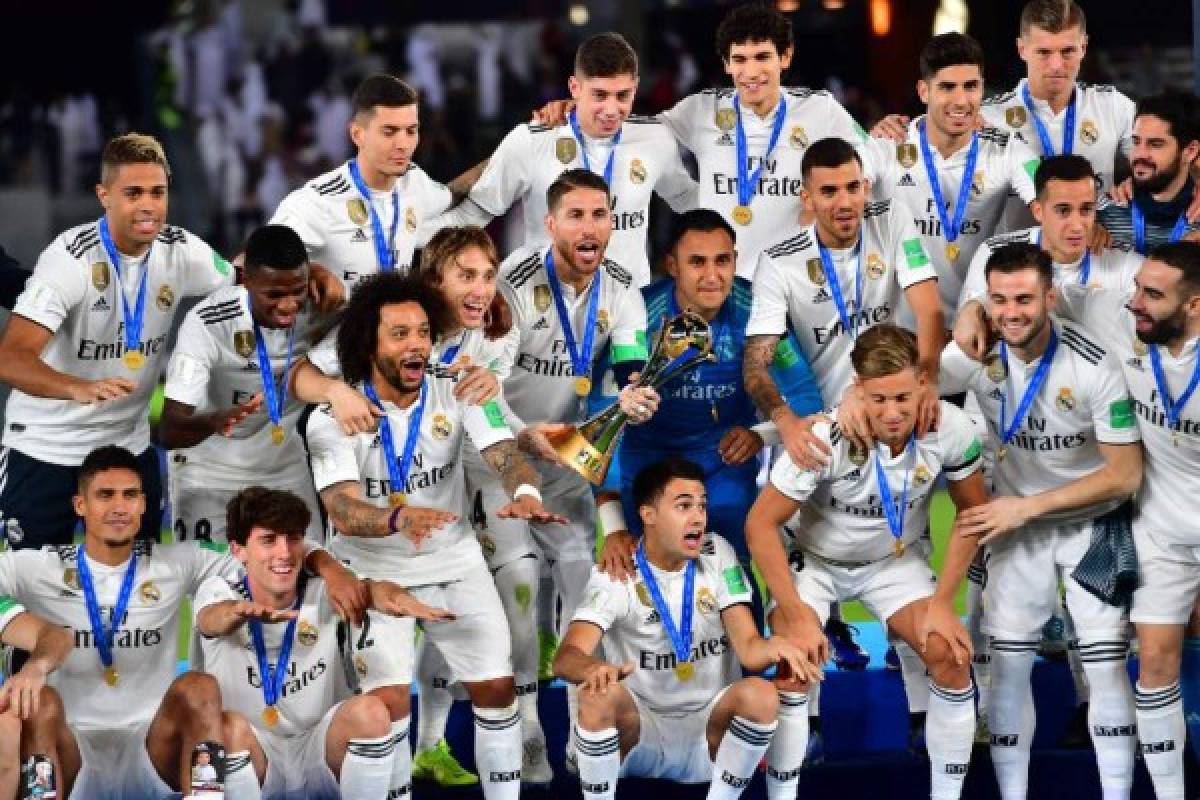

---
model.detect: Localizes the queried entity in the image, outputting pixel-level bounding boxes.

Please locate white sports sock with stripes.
[340,733,397,799]
[474,702,522,800]
[765,691,808,800]
[1079,639,1135,799]
[223,750,261,799]
[387,716,412,799]
[927,681,976,800]
[574,725,620,800]
[1135,681,1186,800]
[988,639,1038,800]
[707,716,778,800]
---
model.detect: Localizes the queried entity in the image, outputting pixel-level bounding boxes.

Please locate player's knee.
[577,688,619,730]
[367,684,411,720]
[221,711,257,751]
[469,676,516,709]
[731,677,779,723]
[1137,637,1183,687]
[0,711,19,755]
[341,695,392,740]
[171,671,222,710]
[921,633,969,685]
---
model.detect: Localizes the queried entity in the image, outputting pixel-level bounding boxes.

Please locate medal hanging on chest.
[874,435,916,557]
[996,329,1059,463]
[634,543,697,682]
[544,250,600,398]
[76,546,139,688]
[251,299,296,447]
[731,93,787,225]
[348,159,400,271]
[1149,345,1200,448]
[97,217,151,372]
[917,120,978,266]
[363,380,427,508]
[244,576,303,728]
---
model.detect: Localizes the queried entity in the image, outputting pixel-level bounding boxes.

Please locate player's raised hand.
[213,393,264,437]
[496,495,568,524]
[392,506,458,549]
[764,636,825,685]
[954,496,1034,545]
[531,99,574,127]
[618,382,660,425]
[329,381,384,435]
[450,359,500,405]
[870,114,910,142]
[233,600,301,624]
[1108,177,1134,206]
[776,410,832,471]
[324,568,371,626]
[718,426,764,465]
[773,605,830,670]
[952,301,992,361]
[0,660,49,719]
[580,660,634,695]
[598,530,638,582]
[915,381,942,438]
[918,598,972,667]
[370,580,457,622]
[308,262,346,313]
[70,377,136,405]
[837,384,876,451]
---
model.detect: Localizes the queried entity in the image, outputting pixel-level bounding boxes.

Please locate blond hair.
[100,133,170,185]
[850,324,919,380]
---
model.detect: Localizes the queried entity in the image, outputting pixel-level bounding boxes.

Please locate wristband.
[598,498,628,538]
[513,484,542,504]
[387,506,405,534]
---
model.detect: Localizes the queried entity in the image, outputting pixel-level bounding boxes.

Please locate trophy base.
[548,426,613,486]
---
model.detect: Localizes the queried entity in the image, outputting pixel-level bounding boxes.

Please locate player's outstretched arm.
[722,604,823,684]
[195,599,301,638]
[366,579,456,622]
[0,609,72,719]
[156,395,263,449]
[481,440,568,524]
[304,547,371,625]
[290,358,383,436]
[746,334,831,470]
[0,316,134,404]
[554,620,632,693]
[320,482,457,545]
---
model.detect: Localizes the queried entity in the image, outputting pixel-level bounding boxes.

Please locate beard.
[1132,153,1184,195]
[997,312,1050,350]
[1135,309,1187,346]
[374,354,423,392]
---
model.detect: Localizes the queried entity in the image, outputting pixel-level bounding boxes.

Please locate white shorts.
[355,559,514,690]
[463,447,537,572]
[257,703,340,800]
[982,518,1128,640]
[620,687,729,783]
[780,547,937,626]
[70,720,173,800]
[169,468,324,544]
[1130,524,1200,626]
[529,460,596,566]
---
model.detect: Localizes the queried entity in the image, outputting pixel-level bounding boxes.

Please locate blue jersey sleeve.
[770,330,823,416]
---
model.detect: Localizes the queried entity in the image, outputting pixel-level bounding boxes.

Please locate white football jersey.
[164,285,320,490]
[958,226,1142,309]
[5,222,233,464]
[940,320,1141,525]
[432,116,696,288]
[1055,285,1200,545]
[659,87,869,278]
[770,402,982,561]
[745,210,938,402]
[0,542,239,731]
[195,574,350,739]
[571,533,753,715]
[0,593,26,636]
[498,245,648,425]
[269,161,452,294]
[304,378,513,586]
[863,120,1040,323]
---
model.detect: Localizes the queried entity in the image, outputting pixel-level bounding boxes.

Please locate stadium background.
[0,0,1193,797]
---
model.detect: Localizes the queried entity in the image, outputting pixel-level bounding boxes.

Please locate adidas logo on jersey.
[812,287,832,304]
[988,388,1004,401]
[716,133,733,147]
[90,296,111,312]
[532,317,550,330]
[350,228,369,243]
[898,173,916,187]
[1125,357,1145,371]
[645,610,661,625]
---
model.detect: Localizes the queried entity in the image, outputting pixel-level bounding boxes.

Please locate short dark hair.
[715,3,793,62]
[801,137,863,180]
[919,32,985,80]
[351,74,418,120]
[546,168,610,212]
[1034,154,1097,198]
[1019,0,1086,36]
[335,273,450,385]
[226,487,311,546]
[1136,90,1200,150]
[575,32,638,79]
[243,225,308,272]
[1147,240,1200,295]
[632,458,706,510]
[985,242,1054,288]
[78,445,141,493]
[669,209,736,253]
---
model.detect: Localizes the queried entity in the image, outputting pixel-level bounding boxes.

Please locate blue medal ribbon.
[250,299,296,432]
[817,238,864,339]
[1035,229,1090,284]
[1022,83,1076,157]
[873,435,916,550]
[568,110,622,188]
[347,159,400,272]
[1149,345,1200,432]
[76,546,139,676]
[1131,200,1189,255]
[439,332,463,366]
[243,575,303,713]
[998,327,1059,448]
[544,250,600,383]
[918,120,979,246]
[634,541,695,668]
[97,217,151,358]
[733,93,788,210]
[362,379,427,499]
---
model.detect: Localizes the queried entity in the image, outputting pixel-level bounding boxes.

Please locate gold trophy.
[550,311,716,484]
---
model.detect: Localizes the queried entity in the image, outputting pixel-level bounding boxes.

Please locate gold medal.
[731,205,752,226]
[575,376,592,396]
[262,705,280,727]
[997,446,1008,461]
[270,425,285,446]
[674,661,695,682]
[945,242,960,262]
[389,492,407,508]
[122,350,145,370]
[893,539,905,556]
[104,666,120,687]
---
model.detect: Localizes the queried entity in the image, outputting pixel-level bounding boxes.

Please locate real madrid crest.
[1132,339,1148,357]
[715,108,736,132]
[1056,387,1076,412]
[597,309,610,334]
[789,125,808,149]
[347,197,369,226]
[405,206,418,234]
[533,284,552,313]
[896,143,918,169]
[866,253,886,280]
[635,582,653,607]
[431,413,453,440]
[1080,119,1099,146]
[556,137,578,165]
[156,284,175,311]
[63,567,80,591]
[297,619,319,647]
[1006,106,1027,128]
[479,534,497,559]
[139,580,161,604]
[985,353,1007,383]
[848,442,868,467]
[629,158,647,185]
[697,587,718,615]
[234,330,255,359]
[807,258,826,286]
[92,262,111,291]
[354,654,369,678]
[913,465,933,486]
[972,170,985,195]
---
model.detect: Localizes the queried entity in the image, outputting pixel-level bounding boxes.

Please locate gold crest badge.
[63,567,80,591]
[354,654,369,678]
[405,206,417,233]
[297,620,319,647]
[347,197,369,226]
[92,262,110,291]
[233,330,255,359]
[635,582,653,607]
[807,258,827,286]
[985,353,1007,383]
[431,413,453,440]
[913,465,933,486]
[789,125,808,149]
[479,534,497,559]
[866,253,886,280]
[156,284,175,311]
[556,137,578,165]
[697,587,718,615]
[848,442,868,467]
[972,170,985,195]
[533,284,552,313]
[1056,387,1076,412]
[715,108,736,132]
[139,580,161,605]
[1006,106,1027,128]
[597,309,610,334]
[1132,339,1148,357]
[629,158,647,185]
[896,143,918,169]
[1080,119,1099,146]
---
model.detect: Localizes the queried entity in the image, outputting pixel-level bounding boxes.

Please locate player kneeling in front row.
[198,486,454,800]
[555,458,816,800]
[747,324,988,800]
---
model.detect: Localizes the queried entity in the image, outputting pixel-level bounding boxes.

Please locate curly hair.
[715,3,793,62]
[417,226,512,339]
[335,272,450,385]
[226,487,311,546]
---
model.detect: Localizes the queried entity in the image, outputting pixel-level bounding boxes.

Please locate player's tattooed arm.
[320,482,457,542]
[480,439,541,497]
[743,334,786,419]
[446,158,490,205]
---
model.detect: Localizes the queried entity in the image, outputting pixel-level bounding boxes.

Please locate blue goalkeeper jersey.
[622,276,822,452]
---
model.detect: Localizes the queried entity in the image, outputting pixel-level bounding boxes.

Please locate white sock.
[224,750,261,799]
[340,733,396,800]
[807,679,821,718]
[988,639,1038,800]
[897,640,930,714]
[566,682,581,756]
[1062,605,1091,706]
[965,559,990,718]
[1135,681,1186,800]
[474,702,522,800]
[765,691,808,800]
[927,681,976,800]
[414,637,454,752]
[574,725,620,800]
[495,558,543,744]
[1079,641,1135,799]
[536,560,556,635]
[707,716,777,800]
[388,717,412,799]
